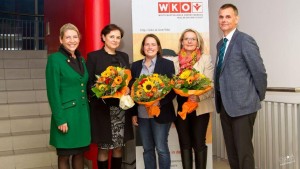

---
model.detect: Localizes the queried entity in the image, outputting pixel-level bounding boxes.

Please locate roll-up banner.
[132,0,212,168]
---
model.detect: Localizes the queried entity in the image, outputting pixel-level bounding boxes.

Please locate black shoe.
[111,157,122,169]
[97,160,108,169]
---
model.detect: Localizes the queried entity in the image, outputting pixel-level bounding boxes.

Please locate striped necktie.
[216,38,228,90]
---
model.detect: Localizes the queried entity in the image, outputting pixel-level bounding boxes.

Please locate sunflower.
[142,81,154,92]
[114,76,123,85]
[179,69,191,79]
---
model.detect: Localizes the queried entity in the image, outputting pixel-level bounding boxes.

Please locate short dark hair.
[220,3,239,16]
[140,34,162,57]
[101,24,124,43]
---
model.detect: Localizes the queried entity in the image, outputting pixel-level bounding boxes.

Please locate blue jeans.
[138,118,172,169]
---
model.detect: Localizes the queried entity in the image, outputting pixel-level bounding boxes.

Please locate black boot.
[97,160,108,169]
[111,157,122,169]
[195,146,207,169]
[181,149,193,169]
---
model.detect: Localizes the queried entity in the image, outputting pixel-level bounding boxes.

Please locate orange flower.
[114,76,122,85]
[107,66,115,72]
[136,89,143,97]
[194,73,200,79]
[170,80,175,85]
[97,77,106,83]
[152,87,158,93]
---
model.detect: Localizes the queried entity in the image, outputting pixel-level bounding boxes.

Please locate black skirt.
[56,146,90,156]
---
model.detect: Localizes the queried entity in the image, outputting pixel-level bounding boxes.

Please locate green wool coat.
[46,52,91,148]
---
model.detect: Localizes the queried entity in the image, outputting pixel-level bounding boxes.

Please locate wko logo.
[158,2,203,13]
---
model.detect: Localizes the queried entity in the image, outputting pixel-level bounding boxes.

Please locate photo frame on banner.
[132,0,212,168]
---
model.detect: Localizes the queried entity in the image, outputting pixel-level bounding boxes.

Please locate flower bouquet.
[131,73,173,117]
[91,66,134,109]
[173,68,212,120]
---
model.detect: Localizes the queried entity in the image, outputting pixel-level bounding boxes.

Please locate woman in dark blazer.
[46,23,91,169]
[86,24,133,169]
[130,34,176,169]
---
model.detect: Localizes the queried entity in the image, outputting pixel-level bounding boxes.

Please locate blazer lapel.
[153,57,162,74]
[136,60,143,77]
[215,40,223,76]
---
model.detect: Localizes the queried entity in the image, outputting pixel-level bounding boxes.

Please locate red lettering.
[158,2,169,13]
[158,2,198,13]
[181,2,191,13]
[170,2,180,13]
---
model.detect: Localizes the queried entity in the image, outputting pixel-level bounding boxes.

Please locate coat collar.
[136,56,163,75]
[59,45,85,76]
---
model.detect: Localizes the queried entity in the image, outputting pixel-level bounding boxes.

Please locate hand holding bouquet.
[131,73,173,117]
[91,66,132,98]
[173,68,212,119]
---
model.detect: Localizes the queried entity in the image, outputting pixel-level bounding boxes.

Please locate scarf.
[178,48,201,72]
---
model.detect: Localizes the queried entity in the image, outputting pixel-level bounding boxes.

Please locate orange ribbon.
[178,98,198,120]
[135,98,163,117]
[173,86,212,120]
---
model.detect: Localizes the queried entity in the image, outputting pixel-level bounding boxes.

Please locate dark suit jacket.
[130,56,176,123]
[214,30,267,117]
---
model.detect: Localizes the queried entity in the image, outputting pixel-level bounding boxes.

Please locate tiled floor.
[213,157,231,169]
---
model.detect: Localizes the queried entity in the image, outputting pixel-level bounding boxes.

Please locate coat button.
[81,90,84,93]
[82,96,85,99]
[81,83,84,86]
[73,102,75,105]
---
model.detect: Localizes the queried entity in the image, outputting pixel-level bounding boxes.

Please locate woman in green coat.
[46,23,91,169]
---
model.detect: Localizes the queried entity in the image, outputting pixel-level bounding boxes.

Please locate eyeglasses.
[183,37,197,42]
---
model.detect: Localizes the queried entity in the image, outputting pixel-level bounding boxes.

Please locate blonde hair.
[178,28,204,54]
[59,23,81,39]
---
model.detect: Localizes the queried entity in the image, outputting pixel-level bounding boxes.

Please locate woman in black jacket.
[86,24,133,169]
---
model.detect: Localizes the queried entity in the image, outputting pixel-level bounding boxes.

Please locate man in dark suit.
[214,4,267,169]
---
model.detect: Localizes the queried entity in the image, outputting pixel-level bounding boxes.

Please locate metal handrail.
[267,87,300,92]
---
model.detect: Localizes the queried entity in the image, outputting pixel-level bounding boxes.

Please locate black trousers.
[175,96,210,151]
[219,96,257,169]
